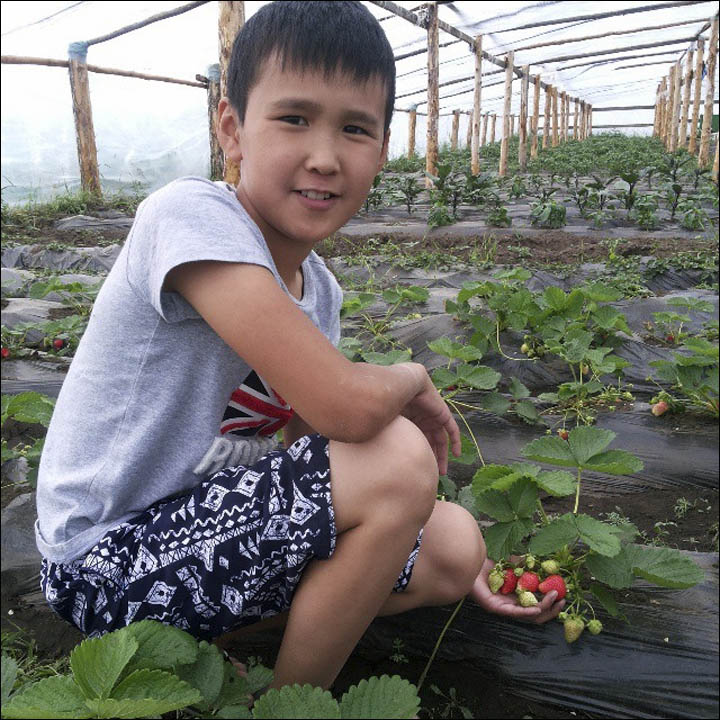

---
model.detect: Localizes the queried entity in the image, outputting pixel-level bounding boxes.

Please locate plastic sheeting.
[2,1,718,203]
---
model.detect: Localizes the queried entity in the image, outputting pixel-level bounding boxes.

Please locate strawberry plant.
[388,174,422,215]
[464,426,705,642]
[1,620,422,719]
[529,191,566,229]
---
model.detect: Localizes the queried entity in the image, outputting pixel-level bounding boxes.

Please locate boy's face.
[219,54,390,254]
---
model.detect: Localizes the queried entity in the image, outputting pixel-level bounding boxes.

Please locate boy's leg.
[269,415,438,691]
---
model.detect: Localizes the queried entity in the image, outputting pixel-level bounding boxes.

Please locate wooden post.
[573,98,579,139]
[471,34,483,174]
[499,50,514,176]
[543,84,552,148]
[451,109,460,150]
[408,106,417,156]
[689,38,704,155]
[699,16,719,167]
[664,65,675,148]
[219,0,245,185]
[481,112,488,147]
[712,134,719,183]
[67,42,101,195]
[564,93,570,142]
[490,113,497,144]
[587,104,592,136]
[466,112,472,148]
[530,74,540,158]
[207,64,223,180]
[679,49,694,148]
[658,79,668,145]
[669,60,682,152]
[551,86,559,146]
[426,1,439,187]
[518,65,529,171]
[653,82,661,137]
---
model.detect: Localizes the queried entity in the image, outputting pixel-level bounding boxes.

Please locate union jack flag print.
[221,370,294,437]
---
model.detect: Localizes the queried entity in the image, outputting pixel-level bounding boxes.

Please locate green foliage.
[529,191,566,228]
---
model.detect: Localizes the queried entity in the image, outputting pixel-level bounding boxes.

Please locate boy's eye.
[280,116,308,126]
[344,125,369,136]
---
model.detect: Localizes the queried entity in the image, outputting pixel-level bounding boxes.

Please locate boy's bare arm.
[283,412,317,448]
[166,261,442,446]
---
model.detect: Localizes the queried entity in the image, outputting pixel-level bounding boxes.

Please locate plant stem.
[417,597,465,693]
[446,399,485,466]
[573,467,582,514]
[536,499,550,525]
[495,321,532,362]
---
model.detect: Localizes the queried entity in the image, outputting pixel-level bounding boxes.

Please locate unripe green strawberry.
[525,554,536,569]
[558,611,568,622]
[587,619,603,635]
[520,343,530,354]
[514,567,524,577]
[564,617,585,643]
[518,591,538,607]
[489,569,504,594]
[540,559,560,575]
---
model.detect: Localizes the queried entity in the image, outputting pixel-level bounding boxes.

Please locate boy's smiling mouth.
[293,188,341,210]
[295,189,339,200]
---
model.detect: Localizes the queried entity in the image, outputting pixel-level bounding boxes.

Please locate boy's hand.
[470,557,565,624]
[400,367,461,475]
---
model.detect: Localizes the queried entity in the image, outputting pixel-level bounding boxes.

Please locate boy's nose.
[303,137,340,175]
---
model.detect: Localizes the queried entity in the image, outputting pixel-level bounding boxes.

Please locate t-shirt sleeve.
[125,177,273,323]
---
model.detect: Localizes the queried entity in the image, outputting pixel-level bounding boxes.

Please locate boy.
[36,1,563,693]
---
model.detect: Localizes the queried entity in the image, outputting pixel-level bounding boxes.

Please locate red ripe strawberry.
[538,574,567,600]
[557,428,569,441]
[516,571,540,593]
[446,384,458,391]
[500,568,517,594]
[665,334,674,343]
[53,338,65,350]
[651,401,669,417]
[1,347,9,359]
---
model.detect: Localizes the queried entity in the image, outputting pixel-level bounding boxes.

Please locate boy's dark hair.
[227,1,395,135]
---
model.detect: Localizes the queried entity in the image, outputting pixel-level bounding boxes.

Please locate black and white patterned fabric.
[40,434,422,641]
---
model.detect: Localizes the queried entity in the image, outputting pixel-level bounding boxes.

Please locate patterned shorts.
[40,434,423,641]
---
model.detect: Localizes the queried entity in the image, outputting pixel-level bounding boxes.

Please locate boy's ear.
[376,130,391,172]
[216,97,243,162]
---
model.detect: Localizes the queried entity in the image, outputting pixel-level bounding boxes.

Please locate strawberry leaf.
[478,392,512,415]
[626,545,706,588]
[431,367,458,390]
[567,426,615,465]
[589,583,626,620]
[574,514,621,557]
[521,436,576,467]
[583,450,643,475]
[534,470,576,497]
[339,675,420,719]
[0,674,91,719]
[472,489,515,522]
[252,684,340,718]
[585,549,634,589]
[459,365,501,390]
[70,632,138,700]
[508,377,530,399]
[528,514,578,555]
[484,519,535,561]
[507,477,538,519]
[515,400,540,423]
[122,620,197,675]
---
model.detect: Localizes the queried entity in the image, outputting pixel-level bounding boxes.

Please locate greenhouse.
[1,2,718,718]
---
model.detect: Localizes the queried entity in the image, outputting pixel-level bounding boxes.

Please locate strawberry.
[446,384,458,391]
[520,343,530,354]
[53,338,65,350]
[524,554,536,570]
[488,568,504,594]
[651,401,669,417]
[1,347,9,359]
[538,574,566,600]
[587,619,603,635]
[558,611,568,622]
[563,617,585,643]
[517,591,538,607]
[516,571,540,593]
[500,568,517,594]
[665,334,674,343]
[557,428,569,441]
[513,567,524,577]
[540,559,560,575]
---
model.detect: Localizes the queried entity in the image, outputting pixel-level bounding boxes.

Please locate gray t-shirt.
[35,177,343,564]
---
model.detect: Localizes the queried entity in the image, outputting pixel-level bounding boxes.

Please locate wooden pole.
[499,50,514,176]
[408,106,417,156]
[219,1,245,185]
[659,78,668,146]
[543,84,552,148]
[471,34,483,174]
[519,65,529,171]
[712,134,719,183]
[552,87,559,146]
[653,82,661,137]
[699,16,719,167]
[565,94,571,141]
[679,49,694,148]
[573,98,579,139]
[451,109,460,150]
[67,42,101,195]
[530,74,540,158]
[490,113,497,144]
[466,112,472,148]
[588,104,593,137]
[207,64,223,180]
[669,59,682,152]
[481,112,489,146]
[663,66,675,148]
[426,1,439,186]
[689,37,705,154]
